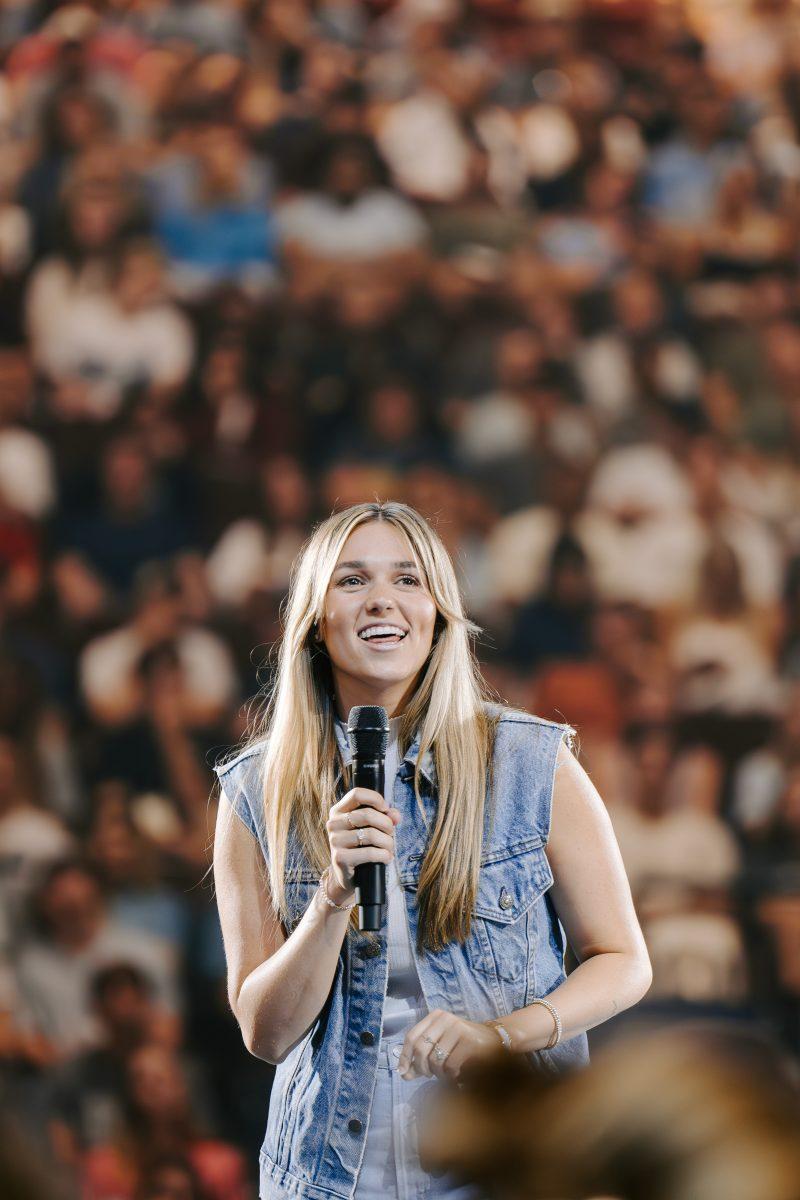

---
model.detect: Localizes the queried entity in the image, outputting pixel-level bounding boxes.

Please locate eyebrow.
[334,560,419,571]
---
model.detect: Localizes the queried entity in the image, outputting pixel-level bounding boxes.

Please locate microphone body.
[347,706,389,931]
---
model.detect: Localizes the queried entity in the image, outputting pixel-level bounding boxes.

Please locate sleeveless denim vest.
[215,707,590,1200]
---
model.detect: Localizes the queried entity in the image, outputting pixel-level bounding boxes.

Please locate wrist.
[484,1019,513,1052]
[318,867,356,911]
[529,998,562,1050]
[328,880,356,907]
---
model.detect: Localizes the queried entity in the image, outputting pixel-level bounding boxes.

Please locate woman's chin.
[344,660,422,693]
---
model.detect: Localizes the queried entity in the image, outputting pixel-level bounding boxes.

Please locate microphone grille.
[347,705,390,733]
[347,705,389,756]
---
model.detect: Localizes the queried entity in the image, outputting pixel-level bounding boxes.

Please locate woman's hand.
[398,1010,504,1082]
[326,787,402,904]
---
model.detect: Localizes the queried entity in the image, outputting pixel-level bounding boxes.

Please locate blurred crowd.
[2,0,800,1195]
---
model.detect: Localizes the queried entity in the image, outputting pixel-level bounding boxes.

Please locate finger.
[329,817,395,847]
[398,1033,418,1078]
[439,1042,467,1082]
[339,788,389,811]
[330,807,396,836]
[398,1044,421,1079]
[409,1042,434,1079]
[429,1034,464,1082]
[400,1015,446,1079]
[423,1023,457,1080]
[332,826,395,854]
[421,1016,460,1081]
[342,846,394,867]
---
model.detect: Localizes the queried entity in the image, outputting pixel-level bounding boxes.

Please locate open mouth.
[357,624,408,646]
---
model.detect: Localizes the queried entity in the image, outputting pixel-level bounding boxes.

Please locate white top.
[335,715,427,1042]
[14,917,181,1055]
[275,189,428,259]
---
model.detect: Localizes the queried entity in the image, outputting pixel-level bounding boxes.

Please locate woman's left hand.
[397,1010,504,1082]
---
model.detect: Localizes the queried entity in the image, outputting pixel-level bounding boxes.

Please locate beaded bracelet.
[318,866,356,912]
[530,997,562,1049]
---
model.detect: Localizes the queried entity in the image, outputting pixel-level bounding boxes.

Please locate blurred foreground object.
[417,1024,800,1200]
[0,1107,72,1200]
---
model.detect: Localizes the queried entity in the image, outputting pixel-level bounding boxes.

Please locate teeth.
[358,625,407,640]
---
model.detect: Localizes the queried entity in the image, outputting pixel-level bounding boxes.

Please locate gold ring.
[346,814,354,829]
[356,828,365,846]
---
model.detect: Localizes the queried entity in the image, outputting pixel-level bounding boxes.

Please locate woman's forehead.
[335,521,418,565]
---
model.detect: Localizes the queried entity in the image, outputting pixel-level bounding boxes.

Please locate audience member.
[608,723,746,1008]
[80,1041,249,1200]
[14,859,181,1058]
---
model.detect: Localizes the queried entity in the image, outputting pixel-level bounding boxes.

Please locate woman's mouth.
[357,624,408,649]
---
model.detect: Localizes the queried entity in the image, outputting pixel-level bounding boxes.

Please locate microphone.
[347,705,389,931]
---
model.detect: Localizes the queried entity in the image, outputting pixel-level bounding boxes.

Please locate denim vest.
[215,706,590,1200]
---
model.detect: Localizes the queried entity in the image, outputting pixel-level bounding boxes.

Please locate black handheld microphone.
[347,705,389,931]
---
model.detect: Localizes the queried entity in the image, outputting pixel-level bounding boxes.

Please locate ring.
[346,814,354,829]
[422,1035,449,1062]
[356,828,365,846]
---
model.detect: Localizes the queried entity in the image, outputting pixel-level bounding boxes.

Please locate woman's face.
[320,521,438,718]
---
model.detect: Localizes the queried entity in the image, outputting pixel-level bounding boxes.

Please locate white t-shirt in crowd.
[276,188,428,259]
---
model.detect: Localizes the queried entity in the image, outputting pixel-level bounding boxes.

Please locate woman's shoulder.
[213,740,270,837]
[214,738,269,784]
[482,701,576,739]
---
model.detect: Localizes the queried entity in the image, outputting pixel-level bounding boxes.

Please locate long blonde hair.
[232,501,500,954]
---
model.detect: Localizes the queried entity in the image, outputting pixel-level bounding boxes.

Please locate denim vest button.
[360,1031,375,1046]
[499,887,513,910]
[359,941,381,958]
[348,1118,363,1134]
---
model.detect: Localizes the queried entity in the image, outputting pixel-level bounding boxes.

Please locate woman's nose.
[365,592,392,612]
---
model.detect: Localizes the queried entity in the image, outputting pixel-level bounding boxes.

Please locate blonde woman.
[213,501,652,1200]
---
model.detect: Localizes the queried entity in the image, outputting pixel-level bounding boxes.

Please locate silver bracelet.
[531,997,562,1049]
[318,867,356,911]
[485,1020,513,1051]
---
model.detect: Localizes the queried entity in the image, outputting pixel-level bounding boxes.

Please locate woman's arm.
[500,740,652,1054]
[213,788,354,1065]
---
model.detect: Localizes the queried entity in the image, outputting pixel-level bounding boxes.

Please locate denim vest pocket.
[463,838,554,984]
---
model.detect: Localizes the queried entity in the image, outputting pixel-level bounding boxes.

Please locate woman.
[213,501,651,1200]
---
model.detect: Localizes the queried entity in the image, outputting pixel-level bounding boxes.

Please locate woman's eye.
[336,575,420,587]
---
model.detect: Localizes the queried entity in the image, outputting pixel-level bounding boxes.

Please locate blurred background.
[1,0,800,1196]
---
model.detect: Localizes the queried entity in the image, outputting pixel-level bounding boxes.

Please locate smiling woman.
[212,500,652,1200]
[318,522,438,717]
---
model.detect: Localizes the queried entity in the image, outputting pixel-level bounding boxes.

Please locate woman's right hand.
[325,788,402,904]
